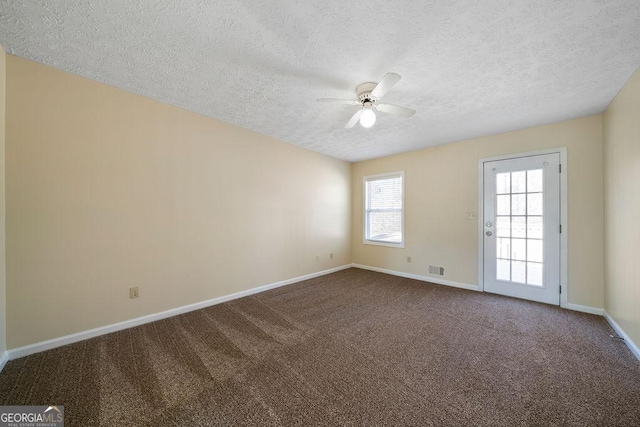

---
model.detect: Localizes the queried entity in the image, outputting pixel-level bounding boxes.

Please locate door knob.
[486,231,492,236]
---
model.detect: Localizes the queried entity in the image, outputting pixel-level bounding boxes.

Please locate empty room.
[0,1,639,426]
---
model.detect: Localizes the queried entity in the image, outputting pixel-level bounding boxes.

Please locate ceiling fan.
[317,72,416,129]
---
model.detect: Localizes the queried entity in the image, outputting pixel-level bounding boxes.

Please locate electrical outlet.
[407,256,412,263]
[130,287,139,299]
[330,253,334,259]
[316,256,320,262]
[467,211,477,220]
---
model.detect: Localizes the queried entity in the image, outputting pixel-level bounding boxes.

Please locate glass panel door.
[483,153,561,305]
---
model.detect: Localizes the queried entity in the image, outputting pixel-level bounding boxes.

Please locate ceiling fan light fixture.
[360,106,376,128]
[317,72,415,129]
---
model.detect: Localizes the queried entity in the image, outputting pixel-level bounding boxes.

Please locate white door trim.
[478,147,568,308]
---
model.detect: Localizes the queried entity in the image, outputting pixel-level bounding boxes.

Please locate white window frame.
[363,171,405,248]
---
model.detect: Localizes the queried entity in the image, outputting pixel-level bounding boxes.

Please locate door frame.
[477,147,568,308]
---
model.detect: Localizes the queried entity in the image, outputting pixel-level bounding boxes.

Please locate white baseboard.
[565,303,604,316]
[6,265,352,362]
[604,311,640,361]
[352,264,479,292]
[0,351,8,372]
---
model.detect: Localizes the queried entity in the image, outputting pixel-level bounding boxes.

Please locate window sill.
[363,239,405,249]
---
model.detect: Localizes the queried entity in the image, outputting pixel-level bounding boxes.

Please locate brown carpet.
[1,268,639,426]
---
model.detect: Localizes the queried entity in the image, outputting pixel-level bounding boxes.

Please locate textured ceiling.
[1,1,640,162]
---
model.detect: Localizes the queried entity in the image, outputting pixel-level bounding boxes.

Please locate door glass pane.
[512,194,526,215]
[497,195,510,215]
[512,171,526,193]
[527,239,543,262]
[527,169,543,192]
[527,216,543,239]
[496,216,510,237]
[497,238,511,259]
[527,262,543,286]
[528,193,542,215]
[512,261,526,283]
[512,216,526,238]
[497,173,510,194]
[511,238,526,261]
[492,166,547,287]
[497,259,510,281]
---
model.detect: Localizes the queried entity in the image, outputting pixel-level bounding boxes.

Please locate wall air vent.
[428,265,444,276]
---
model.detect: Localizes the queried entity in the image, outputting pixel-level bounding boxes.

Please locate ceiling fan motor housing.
[356,82,378,104]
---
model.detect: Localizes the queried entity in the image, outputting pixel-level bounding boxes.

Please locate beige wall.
[5,56,351,349]
[603,66,640,346]
[3,52,626,351]
[0,46,6,354]
[352,115,604,309]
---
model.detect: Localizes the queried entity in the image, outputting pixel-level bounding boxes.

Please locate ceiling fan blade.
[317,98,360,105]
[345,109,363,128]
[376,103,416,118]
[371,72,401,98]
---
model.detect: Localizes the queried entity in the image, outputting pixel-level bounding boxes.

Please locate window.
[364,172,404,247]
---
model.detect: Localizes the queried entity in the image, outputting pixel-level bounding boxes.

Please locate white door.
[483,153,561,305]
